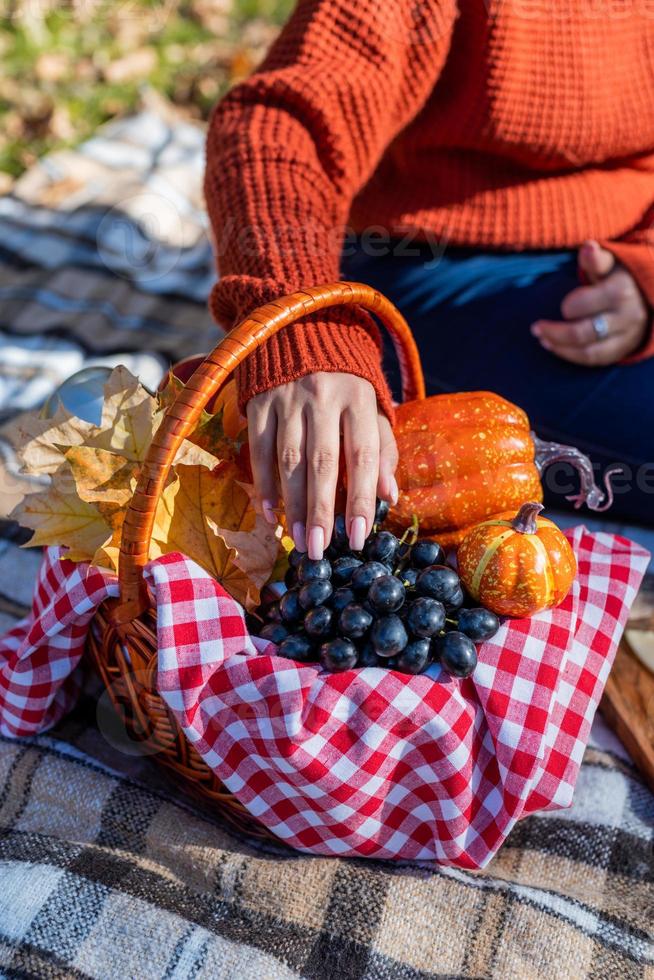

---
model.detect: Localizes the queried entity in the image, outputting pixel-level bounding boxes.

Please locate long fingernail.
[389,476,399,506]
[262,499,277,525]
[540,339,553,351]
[530,323,541,337]
[307,525,325,561]
[349,516,367,552]
[292,522,306,552]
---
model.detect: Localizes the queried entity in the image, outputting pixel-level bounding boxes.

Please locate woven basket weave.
[85,282,424,839]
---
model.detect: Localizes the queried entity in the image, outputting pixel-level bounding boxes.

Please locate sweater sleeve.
[204,0,457,417]
[600,208,654,362]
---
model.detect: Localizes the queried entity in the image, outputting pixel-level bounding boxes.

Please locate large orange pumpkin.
[389,390,617,549]
[457,501,577,618]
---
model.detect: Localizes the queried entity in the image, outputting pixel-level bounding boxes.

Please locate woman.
[204,0,654,559]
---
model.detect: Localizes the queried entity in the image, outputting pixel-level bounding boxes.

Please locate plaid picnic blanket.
[1,672,652,978]
[0,104,652,977]
[0,106,219,424]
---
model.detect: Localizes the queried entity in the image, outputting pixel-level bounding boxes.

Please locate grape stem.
[393,515,420,577]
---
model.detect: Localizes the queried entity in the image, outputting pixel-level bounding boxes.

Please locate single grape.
[260,582,284,608]
[325,544,340,562]
[367,574,405,613]
[401,567,418,588]
[410,539,445,569]
[457,607,500,642]
[297,555,331,584]
[331,514,349,551]
[351,561,388,594]
[278,634,314,662]
[435,631,478,678]
[331,555,363,586]
[299,579,333,610]
[288,548,304,569]
[279,588,303,623]
[259,622,289,645]
[416,564,461,603]
[374,498,390,524]
[284,566,298,589]
[357,643,382,668]
[331,586,356,614]
[371,614,408,657]
[396,638,431,674]
[364,531,399,565]
[406,596,446,638]
[304,604,334,639]
[338,603,373,639]
[445,585,465,612]
[319,638,358,672]
[245,612,263,635]
[266,600,283,622]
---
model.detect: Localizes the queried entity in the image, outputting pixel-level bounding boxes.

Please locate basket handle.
[113,281,424,623]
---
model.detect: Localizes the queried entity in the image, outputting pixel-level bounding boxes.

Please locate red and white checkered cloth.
[0,527,648,868]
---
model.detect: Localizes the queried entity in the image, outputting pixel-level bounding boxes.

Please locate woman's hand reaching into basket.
[247,372,399,560]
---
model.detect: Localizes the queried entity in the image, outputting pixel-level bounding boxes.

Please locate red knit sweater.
[204,0,654,417]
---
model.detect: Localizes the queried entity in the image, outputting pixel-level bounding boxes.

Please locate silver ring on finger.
[591,314,610,341]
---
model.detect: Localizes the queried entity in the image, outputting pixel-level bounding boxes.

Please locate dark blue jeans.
[341,242,654,525]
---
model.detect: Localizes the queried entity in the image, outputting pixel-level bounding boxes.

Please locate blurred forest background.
[0,0,294,188]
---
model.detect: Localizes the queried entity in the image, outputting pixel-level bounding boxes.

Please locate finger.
[276,406,307,552]
[531,313,623,350]
[305,406,341,560]
[247,397,279,525]
[578,239,615,284]
[539,332,631,367]
[376,413,399,505]
[343,399,380,551]
[560,280,616,321]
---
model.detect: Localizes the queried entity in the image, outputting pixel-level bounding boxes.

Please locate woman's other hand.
[247,372,399,560]
[530,240,649,365]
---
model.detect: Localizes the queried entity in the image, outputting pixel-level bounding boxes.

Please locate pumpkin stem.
[511,501,544,534]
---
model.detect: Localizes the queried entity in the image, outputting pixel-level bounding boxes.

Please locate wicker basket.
[85,281,424,839]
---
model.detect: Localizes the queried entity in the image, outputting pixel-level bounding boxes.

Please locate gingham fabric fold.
[0,528,648,868]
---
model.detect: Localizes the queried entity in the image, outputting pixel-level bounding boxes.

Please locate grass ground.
[0,0,293,183]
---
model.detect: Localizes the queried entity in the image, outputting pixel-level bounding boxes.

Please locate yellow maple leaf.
[10,472,113,555]
[207,514,281,608]
[171,440,221,470]
[150,462,235,572]
[150,461,280,608]
[87,365,160,462]
[7,365,157,480]
[9,364,275,606]
[64,446,135,508]
[4,402,96,477]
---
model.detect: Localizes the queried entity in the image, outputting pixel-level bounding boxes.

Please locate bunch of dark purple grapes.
[255,500,500,677]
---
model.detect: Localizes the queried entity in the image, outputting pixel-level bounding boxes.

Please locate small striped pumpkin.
[457,502,577,618]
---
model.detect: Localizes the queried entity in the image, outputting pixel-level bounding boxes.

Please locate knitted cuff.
[600,239,654,363]
[208,277,394,421]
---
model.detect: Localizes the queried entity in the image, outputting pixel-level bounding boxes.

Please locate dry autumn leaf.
[87,365,160,461]
[12,471,113,555]
[150,461,281,609]
[6,366,157,480]
[207,514,281,609]
[65,446,135,508]
[9,364,277,606]
[4,402,96,477]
